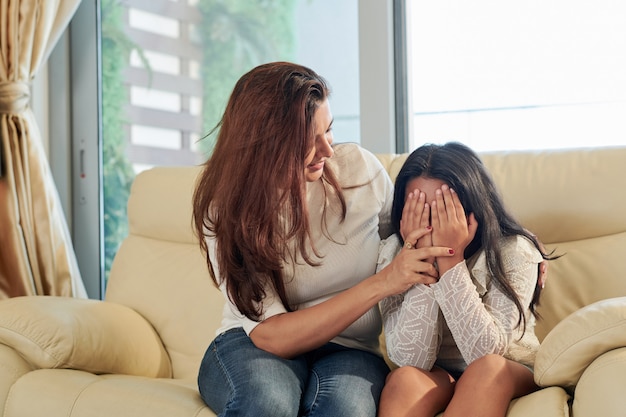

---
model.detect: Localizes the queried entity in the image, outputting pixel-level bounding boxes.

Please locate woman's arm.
[250,236,453,359]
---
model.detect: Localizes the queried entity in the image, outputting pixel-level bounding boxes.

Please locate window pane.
[101,0,359,287]
[407,0,626,151]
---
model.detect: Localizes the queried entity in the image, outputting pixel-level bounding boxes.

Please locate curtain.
[0,0,86,298]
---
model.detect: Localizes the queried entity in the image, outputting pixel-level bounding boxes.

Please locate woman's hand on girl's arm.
[250,227,456,359]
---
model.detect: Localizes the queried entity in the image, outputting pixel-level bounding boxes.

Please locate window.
[51,0,397,298]
[405,0,626,152]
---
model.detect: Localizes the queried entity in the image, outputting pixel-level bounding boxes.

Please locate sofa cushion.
[4,369,215,417]
[0,296,171,378]
[534,296,626,389]
[534,232,626,339]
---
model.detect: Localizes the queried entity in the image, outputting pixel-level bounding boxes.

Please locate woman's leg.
[377,366,455,417]
[197,328,308,417]
[442,354,538,417]
[302,343,390,417]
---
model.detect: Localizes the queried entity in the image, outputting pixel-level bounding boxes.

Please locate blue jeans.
[197,328,390,417]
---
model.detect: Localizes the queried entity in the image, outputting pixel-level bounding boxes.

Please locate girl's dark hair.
[391,142,559,330]
[192,62,346,321]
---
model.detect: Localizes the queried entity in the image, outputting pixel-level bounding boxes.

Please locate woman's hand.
[382,226,455,295]
[431,185,478,273]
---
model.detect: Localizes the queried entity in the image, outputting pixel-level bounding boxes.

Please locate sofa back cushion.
[105,166,222,381]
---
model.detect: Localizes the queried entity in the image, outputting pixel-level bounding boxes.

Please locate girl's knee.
[379,366,454,417]
[386,366,452,388]
[459,354,536,397]
[387,366,425,383]
[383,366,454,401]
[464,354,508,376]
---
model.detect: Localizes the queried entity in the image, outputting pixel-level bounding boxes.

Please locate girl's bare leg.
[442,354,538,417]
[378,366,455,417]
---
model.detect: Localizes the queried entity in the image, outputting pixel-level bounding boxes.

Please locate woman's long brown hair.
[192,62,345,321]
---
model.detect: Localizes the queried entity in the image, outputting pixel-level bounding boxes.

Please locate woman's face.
[304,99,334,182]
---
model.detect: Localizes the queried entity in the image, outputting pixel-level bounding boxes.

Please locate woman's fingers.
[402,225,432,250]
[389,245,456,293]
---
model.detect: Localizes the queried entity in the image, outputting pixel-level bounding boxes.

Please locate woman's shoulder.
[329,142,387,185]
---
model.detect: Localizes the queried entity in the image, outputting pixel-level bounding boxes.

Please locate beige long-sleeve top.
[379,234,543,374]
[208,143,394,355]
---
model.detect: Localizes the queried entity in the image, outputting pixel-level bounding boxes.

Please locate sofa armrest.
[0,296,172,378]
[0,343,34,409]
[534,296,626,390]
[572,347,626,417]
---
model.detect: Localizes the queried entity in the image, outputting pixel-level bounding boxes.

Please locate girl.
[377,142,556,417]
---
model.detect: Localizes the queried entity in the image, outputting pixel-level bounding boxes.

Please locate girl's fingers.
[401,190,428,241]
[438,184,463,221]
[448,187,466,222]
[400,192,413,240]
[433,185,467,225]
[401,191,415,226]
[420,201,430,228]
[431,190,442,227]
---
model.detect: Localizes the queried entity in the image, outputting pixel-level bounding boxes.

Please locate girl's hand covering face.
[400,190,429,242]
[430,185,478,255]
[401,189,434,263]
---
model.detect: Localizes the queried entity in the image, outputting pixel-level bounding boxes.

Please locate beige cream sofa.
[1,146,625,417]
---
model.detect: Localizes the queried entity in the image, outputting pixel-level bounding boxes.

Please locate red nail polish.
[426,225,432,230]
[448,249,455,254]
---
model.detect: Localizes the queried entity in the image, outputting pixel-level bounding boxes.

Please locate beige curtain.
[0,0,86,298]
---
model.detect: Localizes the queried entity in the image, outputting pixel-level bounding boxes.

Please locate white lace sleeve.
[431,236,541,365]
[381,285,442,369]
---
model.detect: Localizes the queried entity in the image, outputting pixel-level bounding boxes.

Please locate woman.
[192,62,455,417]
[377,142,558,417]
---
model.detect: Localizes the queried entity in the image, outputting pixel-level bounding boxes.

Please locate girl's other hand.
[431,185,478,273]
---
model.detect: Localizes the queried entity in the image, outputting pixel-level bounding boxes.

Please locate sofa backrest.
[105,166,215,381]
[107,146,626,381]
